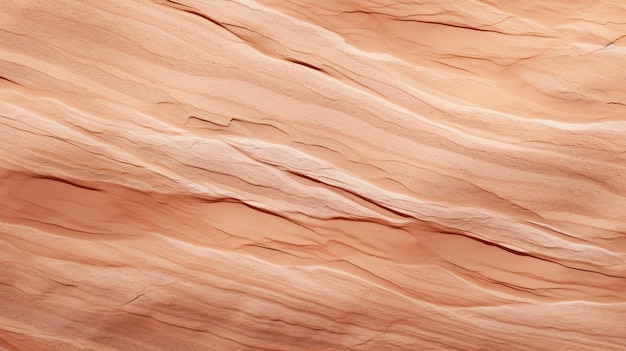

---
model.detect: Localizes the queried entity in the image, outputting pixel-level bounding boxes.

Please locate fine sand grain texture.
[1,0,626,350]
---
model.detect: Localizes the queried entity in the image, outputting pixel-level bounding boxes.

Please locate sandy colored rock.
[1,0,625,350]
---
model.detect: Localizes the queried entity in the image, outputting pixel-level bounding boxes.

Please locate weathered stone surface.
[1,1,625,350]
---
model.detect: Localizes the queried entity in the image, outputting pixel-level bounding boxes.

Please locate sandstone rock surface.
[1,0,626,350]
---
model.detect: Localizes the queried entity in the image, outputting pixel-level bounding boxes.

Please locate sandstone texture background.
[1,1,626,350]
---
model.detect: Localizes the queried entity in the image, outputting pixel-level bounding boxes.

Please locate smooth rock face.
[1,0,625,350]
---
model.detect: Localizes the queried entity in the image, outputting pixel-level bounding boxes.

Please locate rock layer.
[1,0,625,350]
